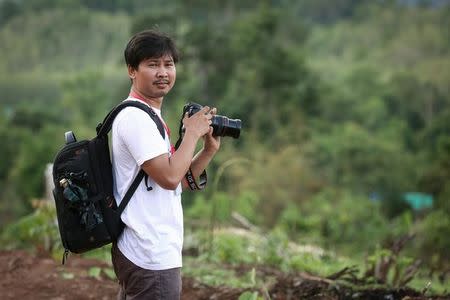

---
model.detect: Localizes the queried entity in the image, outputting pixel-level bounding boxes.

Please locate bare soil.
[0,250,447,300]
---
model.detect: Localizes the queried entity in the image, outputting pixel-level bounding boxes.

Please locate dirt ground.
[0,250,447,300]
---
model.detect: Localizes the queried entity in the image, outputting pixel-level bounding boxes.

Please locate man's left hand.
[203,108,221,155]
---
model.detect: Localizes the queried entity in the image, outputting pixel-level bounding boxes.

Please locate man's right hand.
[182,106,213,140]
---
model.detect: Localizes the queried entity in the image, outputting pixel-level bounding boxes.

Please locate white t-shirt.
[111,98,183,270]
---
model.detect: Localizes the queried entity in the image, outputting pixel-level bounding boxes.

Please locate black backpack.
[52,100,165,263]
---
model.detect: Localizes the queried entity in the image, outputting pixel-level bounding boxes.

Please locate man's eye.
[148,63,157,67]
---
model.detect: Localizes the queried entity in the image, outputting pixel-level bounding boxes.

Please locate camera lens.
[211,115,241,138]
[183,103,241,139]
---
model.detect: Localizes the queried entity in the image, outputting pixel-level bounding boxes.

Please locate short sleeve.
[115,107,168,166]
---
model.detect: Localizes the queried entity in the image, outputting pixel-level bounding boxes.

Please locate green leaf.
[238,291,258,300]
[102,267,116,280]
[88,267,101,279]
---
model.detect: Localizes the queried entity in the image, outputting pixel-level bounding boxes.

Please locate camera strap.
[174,112,207,191]
[185,168,207,190]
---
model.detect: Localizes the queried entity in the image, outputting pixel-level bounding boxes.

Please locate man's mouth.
[154,80,169,85]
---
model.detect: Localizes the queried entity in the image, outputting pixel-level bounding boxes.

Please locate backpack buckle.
[64,131,77,144]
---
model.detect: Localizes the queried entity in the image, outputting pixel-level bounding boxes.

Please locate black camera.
[184,103,241,139]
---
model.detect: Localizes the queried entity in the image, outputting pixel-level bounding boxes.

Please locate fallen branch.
[231,211,261,233]
[327,265,359,281]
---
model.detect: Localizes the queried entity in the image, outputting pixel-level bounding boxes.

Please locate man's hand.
[183,106,212,140]
[203,108,221,155]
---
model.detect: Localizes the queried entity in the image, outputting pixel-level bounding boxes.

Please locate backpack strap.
[96,100,165,139]
[117,169,146,214]
[96,100,166,213]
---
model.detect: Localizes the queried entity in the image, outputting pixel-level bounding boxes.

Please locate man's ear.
[127,65,136,80]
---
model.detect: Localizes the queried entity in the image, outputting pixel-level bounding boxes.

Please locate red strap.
[161,120,171,137]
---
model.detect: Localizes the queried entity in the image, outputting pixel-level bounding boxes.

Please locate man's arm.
[142,106,213,190]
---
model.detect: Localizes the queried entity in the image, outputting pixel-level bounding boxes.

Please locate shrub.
[0,201,61,254]
[415,210,450,271]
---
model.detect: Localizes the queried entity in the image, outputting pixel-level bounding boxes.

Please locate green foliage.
[228,146,318,226]
[183,257,247,288]
[182,227,355,291]
[230,191,261,225]
[415,210,450,270]
[0,202,61,254]
[189,227,352,277]
[238,291,261,300]
[276,188,394,253]
[81,244,112,262]
[60,71,116,129]
[0,119,20,180]
[295,0,373,24]
[0,8,129,73]
[419,129,450,214]
[5,125,61,206]
[185,194,212,220]
[86,265,116,280]
[204,229,259,265]
[277,203,309,236]
[88,266,102,279]
[223,8,319,139]
[1,199,445,293]
[364,242,421,287]
[0,74,61,109]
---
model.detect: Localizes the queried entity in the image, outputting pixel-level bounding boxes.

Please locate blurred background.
[0,0,449,296]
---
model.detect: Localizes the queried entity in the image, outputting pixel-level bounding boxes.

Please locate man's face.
[129,54,176,99]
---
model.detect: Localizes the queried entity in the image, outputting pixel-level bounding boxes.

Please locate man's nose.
[156,67,169,78]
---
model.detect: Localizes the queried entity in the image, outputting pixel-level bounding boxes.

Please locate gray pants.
[111,243,181,300]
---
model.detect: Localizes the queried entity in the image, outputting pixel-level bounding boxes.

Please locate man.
[111,29,221,299]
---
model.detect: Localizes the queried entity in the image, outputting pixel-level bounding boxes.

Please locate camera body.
[183,103,241,139]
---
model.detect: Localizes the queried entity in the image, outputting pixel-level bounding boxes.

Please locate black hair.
[124,30,179,69]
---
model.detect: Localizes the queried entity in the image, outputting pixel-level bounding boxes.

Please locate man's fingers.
[199,106,210,114]
[199,106,213,120]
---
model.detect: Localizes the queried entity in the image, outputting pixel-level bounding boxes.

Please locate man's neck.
[130,88,163,110]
